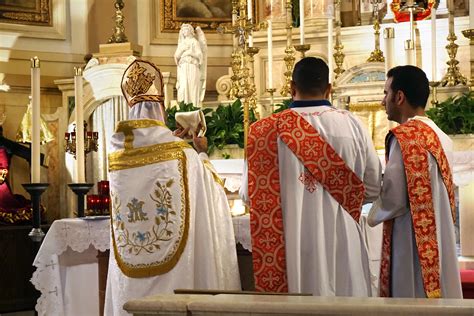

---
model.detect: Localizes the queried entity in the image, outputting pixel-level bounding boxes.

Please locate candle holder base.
[22,183,49,243]
[68,183,94,218]
[294,44,311,59]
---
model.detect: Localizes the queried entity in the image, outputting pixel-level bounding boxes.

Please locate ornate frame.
[160,0,232,32]
[0,0,52,26]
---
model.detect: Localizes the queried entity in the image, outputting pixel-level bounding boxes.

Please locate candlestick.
[22,183,48,242]
[74,67,85,183]
[267,19,273,89]
[405,39,415,65]
[431,8,437,81]
[294,44,311,59]
[328,18,334,83]
[299,0,305,44]
[30,57,40,183]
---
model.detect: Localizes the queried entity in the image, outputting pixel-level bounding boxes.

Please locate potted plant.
[206,99,257,159]
[426,91,474,136]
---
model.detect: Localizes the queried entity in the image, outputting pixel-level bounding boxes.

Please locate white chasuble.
[105,119,240,316]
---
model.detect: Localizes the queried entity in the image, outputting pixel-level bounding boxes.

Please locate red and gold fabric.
[391,0,436,23]
[248,109,365,292]
[379,119,455,298]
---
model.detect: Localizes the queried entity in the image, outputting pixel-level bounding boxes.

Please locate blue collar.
[288,100,333,108]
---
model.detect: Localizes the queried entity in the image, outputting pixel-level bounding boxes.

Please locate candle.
[384,27,395,74]
[30,57,41,183]
[267,20,273,89]
[405,40,415,65]
[299,0,305,44]
[431,8,437,81]
[328,18,334,83]
[248,0,253,47]
[74,67,85,183]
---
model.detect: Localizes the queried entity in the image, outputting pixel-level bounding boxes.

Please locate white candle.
[299,0,305,44]
[30,57,41,183]
[248,0,253,47]
[74,67,85,183]
[328,18,334,83]
[431,8,437,81]
[267,20,273,89]
[384,27,395,74]
[405,40,415,65]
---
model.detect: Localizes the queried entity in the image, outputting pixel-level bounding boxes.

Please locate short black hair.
[386,65,430,109]
[292,57,329,96]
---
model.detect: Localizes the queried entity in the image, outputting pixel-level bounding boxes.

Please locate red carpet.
[461,270,474,299]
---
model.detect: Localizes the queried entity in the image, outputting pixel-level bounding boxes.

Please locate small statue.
[174,24,208,107]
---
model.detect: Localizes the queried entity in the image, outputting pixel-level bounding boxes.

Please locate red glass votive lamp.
[98,180,110,196]
[101,195,110,215]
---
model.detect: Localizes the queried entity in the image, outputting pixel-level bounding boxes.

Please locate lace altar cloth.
[31,217,110,316]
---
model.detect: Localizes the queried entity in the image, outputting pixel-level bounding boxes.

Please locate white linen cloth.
[31,218,110,316]
[240,105,382,296]
[368,116,462,298]
[105,118,240,316]
[175,110,207,137]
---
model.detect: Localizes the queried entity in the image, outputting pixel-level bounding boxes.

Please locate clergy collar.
[289,99,333,108]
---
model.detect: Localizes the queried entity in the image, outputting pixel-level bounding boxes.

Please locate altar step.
[124,293,474,316]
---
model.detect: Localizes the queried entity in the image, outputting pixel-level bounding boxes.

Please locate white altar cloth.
[31,217,110,316]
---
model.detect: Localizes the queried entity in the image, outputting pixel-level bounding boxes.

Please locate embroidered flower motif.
[156,206,168,216]
[299,169,319,193]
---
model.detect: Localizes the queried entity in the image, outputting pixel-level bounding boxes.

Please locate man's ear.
[396,90,405,106]
[324,84,332,99]
[289,81,294,98]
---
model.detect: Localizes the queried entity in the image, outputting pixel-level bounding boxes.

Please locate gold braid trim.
[110,149,190,278]
[202,159,225,188]
[109,141,192,171]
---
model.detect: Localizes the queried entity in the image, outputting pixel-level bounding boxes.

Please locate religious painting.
[0,0,52,26]
[161,0,237,32]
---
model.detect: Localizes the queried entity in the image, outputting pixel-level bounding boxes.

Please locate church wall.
[0,0,472,222]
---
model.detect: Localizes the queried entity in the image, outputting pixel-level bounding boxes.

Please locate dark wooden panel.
[0,225,48,313]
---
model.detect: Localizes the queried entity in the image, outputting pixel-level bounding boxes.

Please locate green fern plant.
[206,99,257,155]
[426,92,474,135]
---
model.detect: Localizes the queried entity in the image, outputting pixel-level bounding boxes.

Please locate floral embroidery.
[112,179,178,256]
[299,169,319,193]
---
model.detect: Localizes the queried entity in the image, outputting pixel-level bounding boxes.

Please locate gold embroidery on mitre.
[123,62,155,101]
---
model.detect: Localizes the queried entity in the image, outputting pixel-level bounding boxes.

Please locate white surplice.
[368,116,462,298]
[241,105,382,297]
[105,121,241,316]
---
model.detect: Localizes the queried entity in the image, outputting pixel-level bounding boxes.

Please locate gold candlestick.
[246,46,260,119]
[333,0,345,80]
[367,0,385,62]
[266,88,277,112]
[294,44,311,59]
[108,0,128,43]
[280,0,296,97]
[440,2,467,86]
[429,81,440,107]
[462,28,474,90]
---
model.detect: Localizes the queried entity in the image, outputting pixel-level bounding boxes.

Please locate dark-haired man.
[368,65,462,298]
[240,57,381,296]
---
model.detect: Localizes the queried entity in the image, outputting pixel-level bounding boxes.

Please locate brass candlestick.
[429,81,440,107]
[333,0,345,80]
[246,46,260,119]
[266,88,277,111]
[440,3,467,86]
[294,44,311,59]
[280,0,296,97]
[108,0,128,43]
[462,28,474,90]
[367,0,385,62]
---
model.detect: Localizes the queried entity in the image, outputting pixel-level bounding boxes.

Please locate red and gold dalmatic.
[247,109,365,292]
[379,119,456,298]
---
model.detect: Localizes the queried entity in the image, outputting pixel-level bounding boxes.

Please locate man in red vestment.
[368,65,462,298]
[241,57,382,296]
